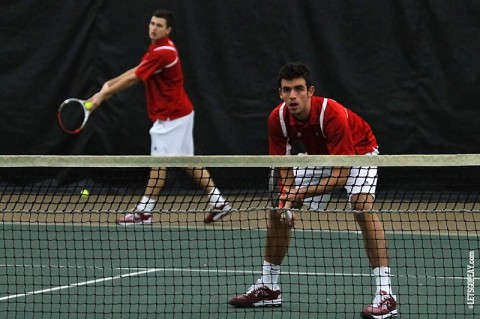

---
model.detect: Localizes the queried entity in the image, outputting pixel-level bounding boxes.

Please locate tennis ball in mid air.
[85,101,93,110]
[80,189,90,197]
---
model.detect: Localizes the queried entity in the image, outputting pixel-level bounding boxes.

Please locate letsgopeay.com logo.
[467,251,475,309]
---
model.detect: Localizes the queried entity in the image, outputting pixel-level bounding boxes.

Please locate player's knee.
[350,193,374,211]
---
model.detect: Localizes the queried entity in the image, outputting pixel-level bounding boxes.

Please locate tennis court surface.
[0,155,479,318]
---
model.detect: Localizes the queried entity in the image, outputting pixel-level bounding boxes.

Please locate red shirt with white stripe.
[135,36,193,121]
[268,96,378,155]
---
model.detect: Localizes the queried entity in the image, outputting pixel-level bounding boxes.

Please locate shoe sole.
[230,303,282,308]
[229,298,282,308]
[212,210,232,222]
[204,210,232,223]
[253,299,282,307]
[116,220,153,226]
[360,310,398,319]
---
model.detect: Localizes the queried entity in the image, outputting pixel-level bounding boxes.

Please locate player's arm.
[88,67,140,109]
[298,166,350,199]
[277,167,297,227]
[280,166,349,203]
[278,167,296,208]
[102,67,137,89]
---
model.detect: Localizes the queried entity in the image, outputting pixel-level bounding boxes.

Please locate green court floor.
[0,223,478,318]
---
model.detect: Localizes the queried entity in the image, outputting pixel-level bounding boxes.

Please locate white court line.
[1,265,479,302]
[0,268,160,301]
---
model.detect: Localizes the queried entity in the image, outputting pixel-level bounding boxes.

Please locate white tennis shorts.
[149,111,195,156]
[344,149,379,197]
[295,149,379,208]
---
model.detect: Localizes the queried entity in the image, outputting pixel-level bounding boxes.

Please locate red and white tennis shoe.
[116,212,152,225]
[228,283,282,307]
[204,202,232,223]
[361,290,397,319]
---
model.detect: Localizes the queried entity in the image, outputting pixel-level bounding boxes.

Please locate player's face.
[279,78,314,120]
[149,17,171,42]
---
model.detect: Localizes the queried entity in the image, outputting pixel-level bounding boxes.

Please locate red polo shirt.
[268,96,378,155]
[135,36,193,121]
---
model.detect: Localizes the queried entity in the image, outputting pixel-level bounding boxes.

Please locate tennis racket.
[57,98,94,134]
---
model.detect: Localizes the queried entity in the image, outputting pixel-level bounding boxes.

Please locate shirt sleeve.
[135,48,177,81]
[268,108,290,155]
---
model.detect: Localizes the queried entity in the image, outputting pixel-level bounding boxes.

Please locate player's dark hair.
[278,62,313,88]
[153,9,173,28]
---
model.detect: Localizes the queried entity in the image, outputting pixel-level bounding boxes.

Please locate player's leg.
[184,167,231,223]
[229,168,292,307]
[116,167,167,225]
[354,200,396,318]
[143,167,167,198]
[352,193,389,268]
[266,167,293,263]
[347,166,397,318]
[264,208,292,265]
[168,111,231,223]
[229,209,290,307]
[117,116,186,225]
[139,167,167,208]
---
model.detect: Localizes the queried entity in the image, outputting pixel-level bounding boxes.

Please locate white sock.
[259,261,280,289]
[209,188,226,207]
[373,266,392,294]
[136,196,155,213]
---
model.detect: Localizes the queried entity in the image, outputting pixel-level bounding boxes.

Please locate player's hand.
[277,198,296,228]
[279,208,295,228]
[279,187,306,206]
[87,93,103,111]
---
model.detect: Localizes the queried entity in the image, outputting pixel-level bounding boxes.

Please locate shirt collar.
[149,36,171,49]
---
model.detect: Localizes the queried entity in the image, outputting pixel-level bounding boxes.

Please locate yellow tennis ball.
[80,189,90,197]
[85,101,93,110]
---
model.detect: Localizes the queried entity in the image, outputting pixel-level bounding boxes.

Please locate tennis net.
[0,154,479,319]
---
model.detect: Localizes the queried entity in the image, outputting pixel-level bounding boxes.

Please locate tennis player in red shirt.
[88,9,231,225]
[229,62,397,319]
